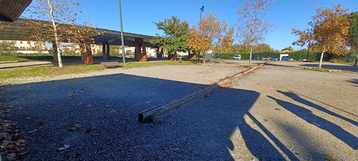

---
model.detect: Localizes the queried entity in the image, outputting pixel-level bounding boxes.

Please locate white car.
[233,54,241,60]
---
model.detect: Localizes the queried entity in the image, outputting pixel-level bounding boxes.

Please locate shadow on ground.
[301,63,358,72]
[269,93,358,149]
[0,73,295,160]
[348,79,358,86]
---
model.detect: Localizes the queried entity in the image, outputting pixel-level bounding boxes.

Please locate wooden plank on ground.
[138,65,262,123]
[138,84,219,123]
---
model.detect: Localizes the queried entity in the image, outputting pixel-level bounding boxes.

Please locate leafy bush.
[0,42,16,56]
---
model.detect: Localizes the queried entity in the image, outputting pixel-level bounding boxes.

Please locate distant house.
[280,50,293,53]
[0,40,51,54]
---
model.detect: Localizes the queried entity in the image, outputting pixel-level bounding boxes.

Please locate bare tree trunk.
[203,52,206,64]
[248,6,259,66]
[249,44,253,66]
[319,50,325,69]
[48,0,63,67]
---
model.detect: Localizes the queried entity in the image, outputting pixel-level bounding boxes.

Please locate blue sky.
[26,0,358,51]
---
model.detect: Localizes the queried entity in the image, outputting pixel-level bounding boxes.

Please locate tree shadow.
[301,63,358,72]
[277,90,358,127]
[347,79,358,86]
[160,87,299,160]
[0,73,295,160]
[268,96,358,149]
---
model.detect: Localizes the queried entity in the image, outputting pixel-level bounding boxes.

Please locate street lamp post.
[199,6,204,60]
[119,0,126,64]
[200,6,204,22]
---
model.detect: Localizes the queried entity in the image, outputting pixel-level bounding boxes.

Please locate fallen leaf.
[252,121,257,125]
[69,124,81,131]
[85,128,92,133]
[295,152,300,155]
[58,144,70,151]
[91,133,100,136]
[38,122,44,126]
[105,105,110,107]
[6,153,16,160]
[173,148,179,152]
[58,147,66,151]
[325,155,336,161]
[19,151,29,157]
[275,108,280,110]
[264,119,268,121]
[28,129,37,134]
[1,142,8,149]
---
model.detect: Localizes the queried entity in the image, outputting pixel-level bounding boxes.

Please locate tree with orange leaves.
[187,13,234,64]
[23,0,97,67]
[293,4,351,68]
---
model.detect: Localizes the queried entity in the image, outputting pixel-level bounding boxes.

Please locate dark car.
[252,55,260,60]
[281,56,290,61]
[215,55,221,59]
[271,56,279,61]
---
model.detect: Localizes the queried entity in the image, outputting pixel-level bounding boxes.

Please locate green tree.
[347,12,358,66]
[150,16,189,60]
[0,41,16,56]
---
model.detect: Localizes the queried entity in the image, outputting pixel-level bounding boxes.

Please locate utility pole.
[199,6,204,60]
[119,0,126,64]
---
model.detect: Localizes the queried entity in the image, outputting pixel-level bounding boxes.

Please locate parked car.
[233,54,241,60]
[281,56,290,61]
[215,55,221,59]
[262,56,271,61]
[252,55,260,60]
[271,56,279,61]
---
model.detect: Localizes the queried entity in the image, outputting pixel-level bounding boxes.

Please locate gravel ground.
[0,64,244,160]
[1,61,357,160]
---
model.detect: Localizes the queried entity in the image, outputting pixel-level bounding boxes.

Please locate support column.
[107,44,110,60]
[102,42,109,60]
[102,42,105,55]
[81,43,93,65]
[135,38,147,62]
[156,47,162,58]
[188,50,197,60]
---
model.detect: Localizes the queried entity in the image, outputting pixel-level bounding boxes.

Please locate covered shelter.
[0,0,32,22]
[0,18,160,62]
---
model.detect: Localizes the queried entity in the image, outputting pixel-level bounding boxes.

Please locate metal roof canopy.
[0,18,156,47]
[0,0,32,22]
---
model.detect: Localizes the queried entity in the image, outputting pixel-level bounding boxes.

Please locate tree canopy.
[236,0,275,65]
[348,12,358,48]
[292,4,351,68]
[23,0,96,67]
[187,13,234,64]
[150,16,189,56]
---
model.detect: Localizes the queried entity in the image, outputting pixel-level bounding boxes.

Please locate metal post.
[299,45,302,61]
[119,0,126,64]
[199,6,204,60]
[306,41,310,61]
[355,48,358,67]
